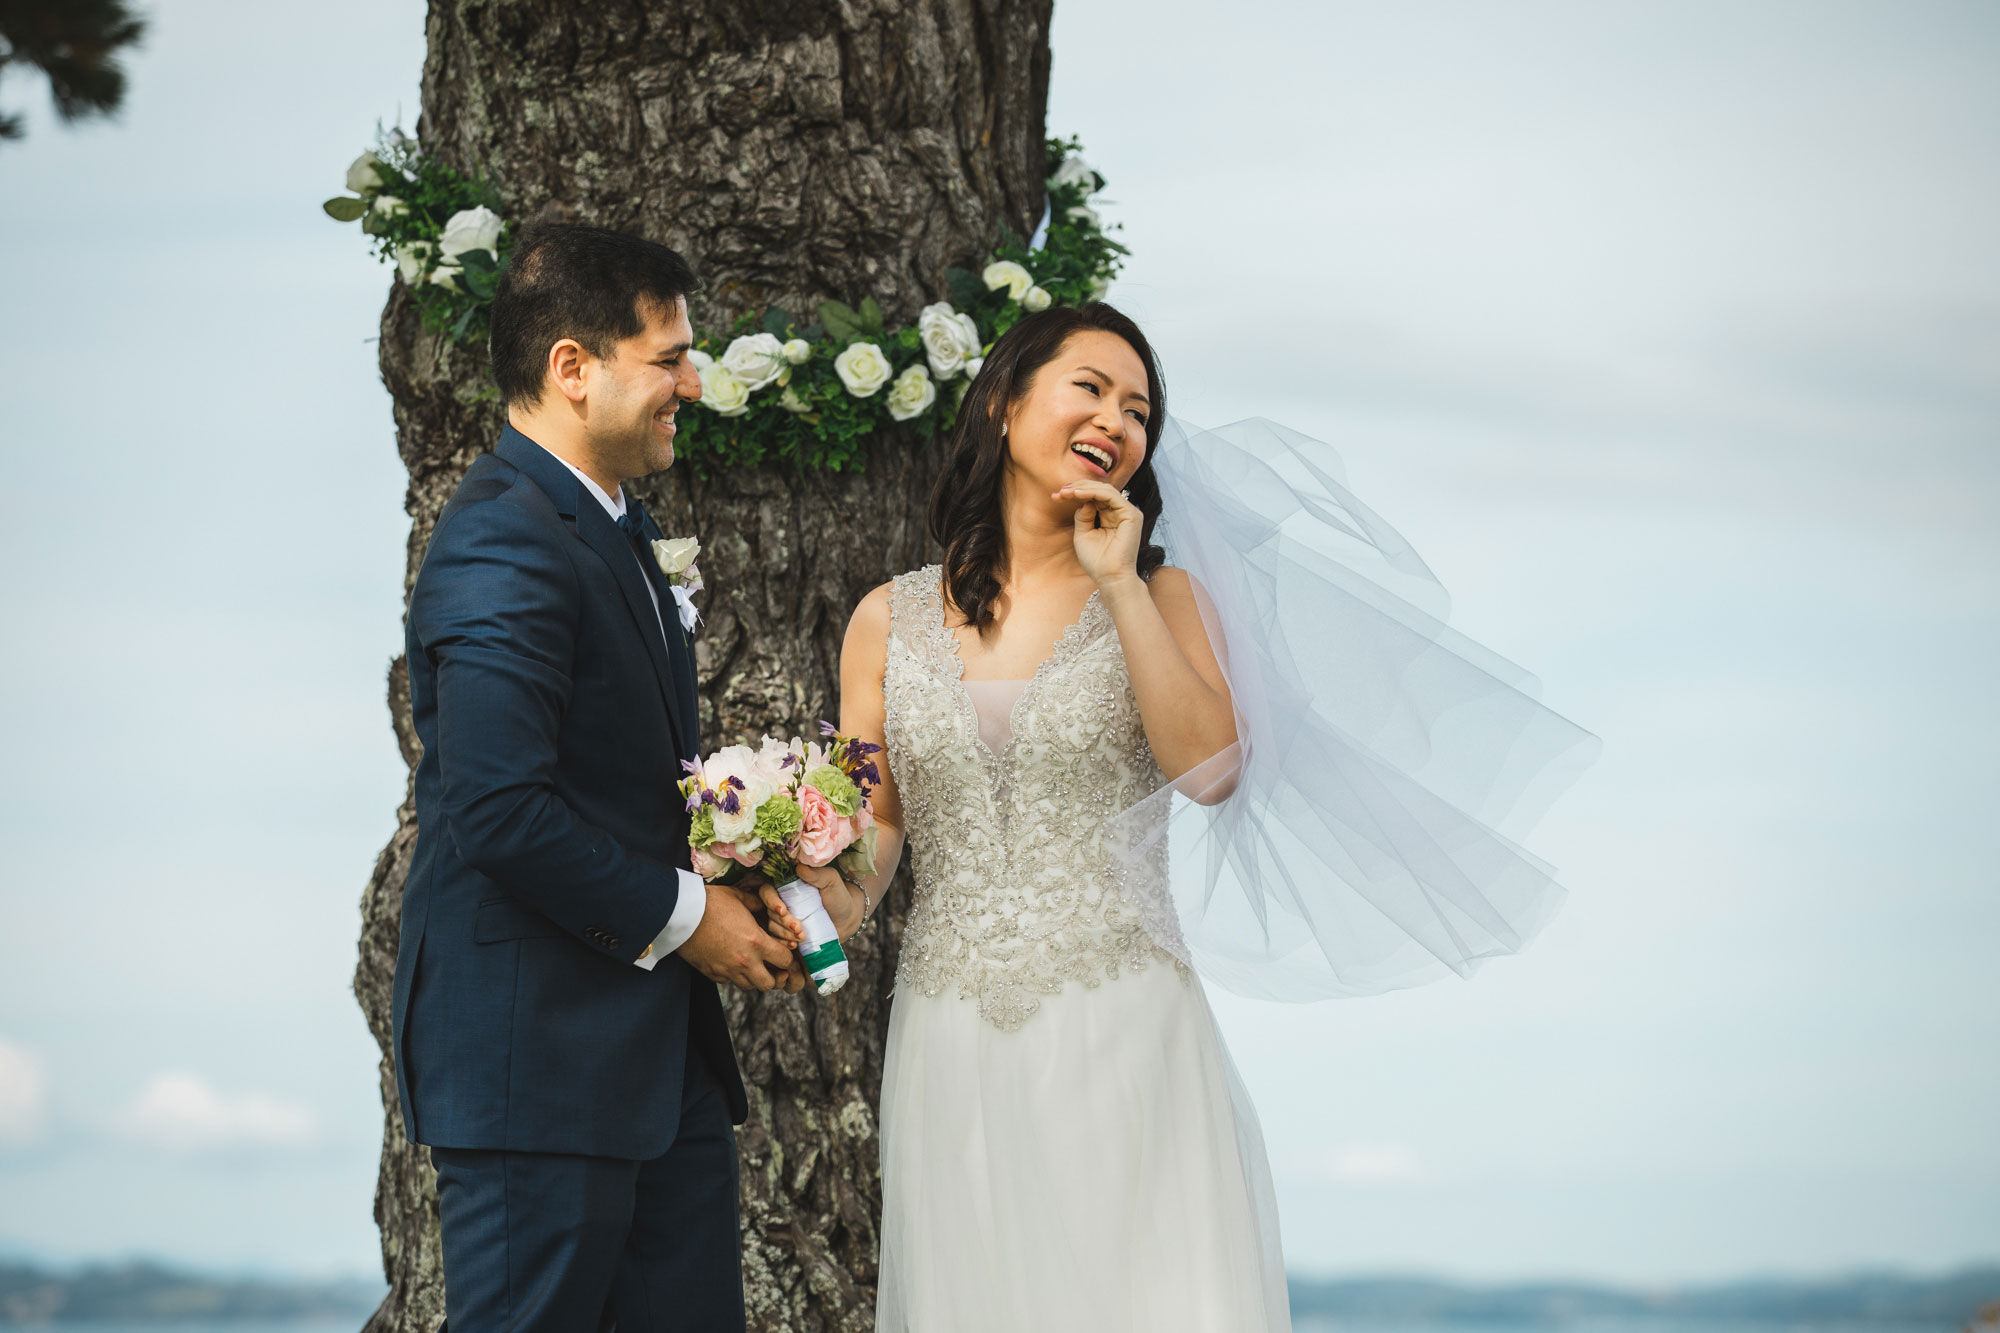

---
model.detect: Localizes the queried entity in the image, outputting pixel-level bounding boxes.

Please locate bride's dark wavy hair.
[929,302,1168,633]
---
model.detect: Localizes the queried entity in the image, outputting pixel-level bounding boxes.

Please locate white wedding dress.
[874,565,1290,1332]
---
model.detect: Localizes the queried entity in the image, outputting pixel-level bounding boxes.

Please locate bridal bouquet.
[679,724,883,995]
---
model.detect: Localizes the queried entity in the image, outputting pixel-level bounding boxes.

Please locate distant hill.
[2,1257,1994,1324]
[1288,1266,2000,1325]
[0,1261,383,1323]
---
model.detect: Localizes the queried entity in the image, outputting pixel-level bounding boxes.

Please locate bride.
[786,302,1593,1331]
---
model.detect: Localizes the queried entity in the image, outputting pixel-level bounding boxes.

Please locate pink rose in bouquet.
[795,783,859,867]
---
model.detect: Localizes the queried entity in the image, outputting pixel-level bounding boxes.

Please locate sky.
[0,0,1995,1287]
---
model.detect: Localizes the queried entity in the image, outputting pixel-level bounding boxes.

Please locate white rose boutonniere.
[651,538,705,632]
[834,342,893,398]
[917,302,982,381]
[652,537,700,577]
[885,364,937,422]
[720,332,788,391]
[982,260,1033,301]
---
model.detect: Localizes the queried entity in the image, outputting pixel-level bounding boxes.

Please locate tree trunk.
[352,3,1053,1331]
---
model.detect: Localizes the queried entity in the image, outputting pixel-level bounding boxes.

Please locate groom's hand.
[680,882,799,992]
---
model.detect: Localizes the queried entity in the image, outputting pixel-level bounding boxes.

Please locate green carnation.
[804,764,862,817]
[753,793,803,844]
[688,804,716,848]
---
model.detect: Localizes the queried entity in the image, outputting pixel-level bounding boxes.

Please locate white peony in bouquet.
[679,725,882,995]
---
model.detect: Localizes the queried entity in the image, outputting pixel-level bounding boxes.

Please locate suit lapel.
[638,510,701,757]
[494,427,689,759]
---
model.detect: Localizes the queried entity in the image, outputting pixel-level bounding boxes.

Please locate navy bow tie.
[616,503,649,551]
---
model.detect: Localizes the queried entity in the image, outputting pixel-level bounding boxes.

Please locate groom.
[391,222,799,1331]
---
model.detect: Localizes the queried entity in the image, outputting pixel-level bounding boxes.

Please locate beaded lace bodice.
[885,565,1184,1031]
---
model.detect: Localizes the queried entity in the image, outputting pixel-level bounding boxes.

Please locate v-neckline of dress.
[941,582,1103,765]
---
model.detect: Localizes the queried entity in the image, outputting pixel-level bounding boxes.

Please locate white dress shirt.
[540,445,706,968]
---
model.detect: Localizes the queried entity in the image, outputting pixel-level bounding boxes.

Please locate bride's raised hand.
[1055,478,1142,589]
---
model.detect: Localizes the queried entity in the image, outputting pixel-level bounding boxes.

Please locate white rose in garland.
[698,362,752,417]
[346,151,386,195]
[777,386,812,414]
[918,302,982,381]
[394,241,433,285]
[982,260,1033,301]
[688,349,714,371]
[1022,285,1052,312]
[781,338,813,365]
[834,342,893,398]
[373,195,408,220]
[885,364,936,422]
[438,206,504,262]
[720,333,787,391]
[965,355,984,380]
[1049,154,1100,194]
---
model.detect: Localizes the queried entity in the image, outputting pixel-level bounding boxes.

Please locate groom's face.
[588,294,701,478]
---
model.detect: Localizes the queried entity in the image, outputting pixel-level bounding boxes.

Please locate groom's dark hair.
[490,222,700,406]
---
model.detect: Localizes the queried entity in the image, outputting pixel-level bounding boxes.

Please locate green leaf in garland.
[818,301,866,344]
[945,267,984,313]
[763,307,795,338]
[857,297,885,337]
[451,305,478,344]
[323,196,368,222]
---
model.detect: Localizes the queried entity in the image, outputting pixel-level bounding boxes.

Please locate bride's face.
[1003,329,1152,498]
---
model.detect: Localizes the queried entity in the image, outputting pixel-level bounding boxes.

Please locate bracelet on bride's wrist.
[842,869,875,933]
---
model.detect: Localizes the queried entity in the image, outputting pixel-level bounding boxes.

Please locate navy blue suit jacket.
[392,425,745,1161]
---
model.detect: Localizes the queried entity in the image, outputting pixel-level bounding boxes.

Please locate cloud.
[113,1073,318,1153]
[0,1039,49,1143]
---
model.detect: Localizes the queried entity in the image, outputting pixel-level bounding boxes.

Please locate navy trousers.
[431,1040,744,1332]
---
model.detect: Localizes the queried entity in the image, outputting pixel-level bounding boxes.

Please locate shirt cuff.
[634,869,707,971]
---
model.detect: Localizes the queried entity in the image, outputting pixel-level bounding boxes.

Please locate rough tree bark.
[351,3,1053,1330]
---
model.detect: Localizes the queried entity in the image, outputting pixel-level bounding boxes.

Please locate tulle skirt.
[875,963,1290,1332]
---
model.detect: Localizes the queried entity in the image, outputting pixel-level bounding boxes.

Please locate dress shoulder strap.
[887,565,960,680]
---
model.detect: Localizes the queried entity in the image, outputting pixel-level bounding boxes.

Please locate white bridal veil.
[1109,417,1601,1001]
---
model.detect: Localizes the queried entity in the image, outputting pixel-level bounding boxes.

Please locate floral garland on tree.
[326,133,1124,472]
